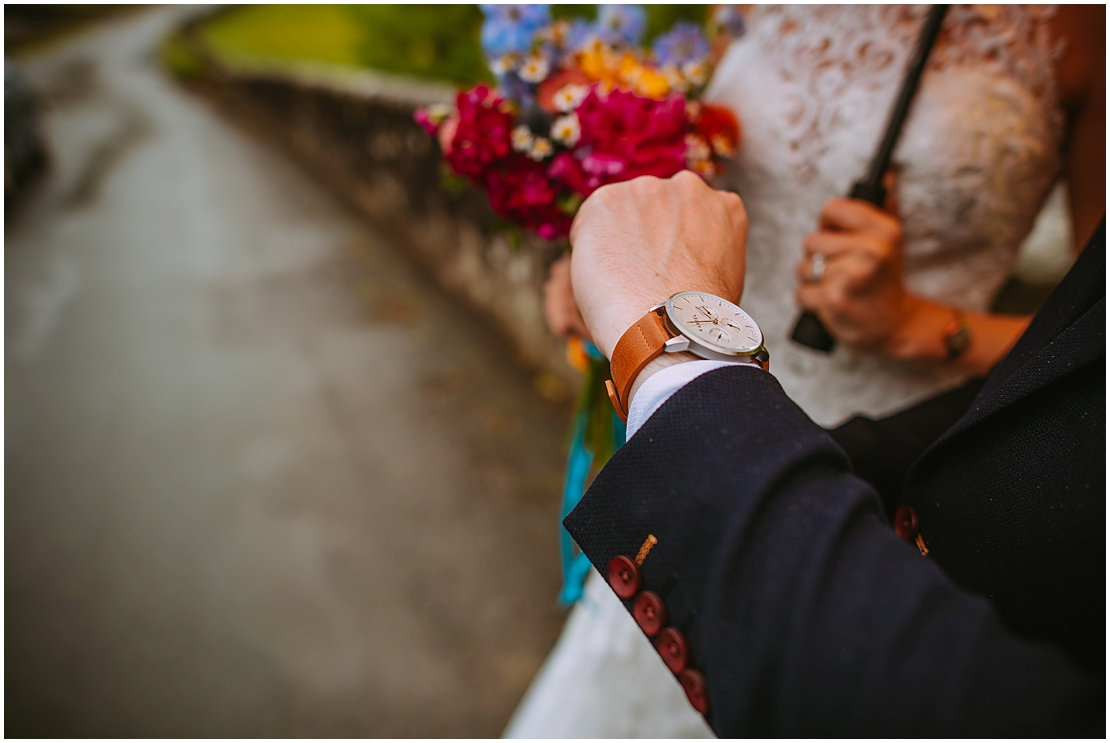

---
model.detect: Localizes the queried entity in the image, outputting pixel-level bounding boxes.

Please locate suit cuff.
[627,360,750,440]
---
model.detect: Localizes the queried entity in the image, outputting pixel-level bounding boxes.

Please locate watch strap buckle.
[606,379,628,423]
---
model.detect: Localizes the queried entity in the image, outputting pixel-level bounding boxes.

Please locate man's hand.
[569,171,749,358]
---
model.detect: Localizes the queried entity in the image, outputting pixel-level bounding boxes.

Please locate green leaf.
[557,191,584,216]
[439,164,470,196]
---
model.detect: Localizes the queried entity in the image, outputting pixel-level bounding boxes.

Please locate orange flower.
[575,40,617,83]
[693,103,742,156]
[574,45,675,100]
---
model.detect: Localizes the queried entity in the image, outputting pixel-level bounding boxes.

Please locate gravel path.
[6,8,569,736]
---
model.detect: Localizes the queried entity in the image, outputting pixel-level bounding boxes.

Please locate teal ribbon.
[558,341,626,606]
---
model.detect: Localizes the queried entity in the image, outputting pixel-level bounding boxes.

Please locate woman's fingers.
[803,230,868,258]
[796,281,842,317]
[544,253,591,340]
[797,190,910,351]
[819,197,902,241]
[794,279,868,347]
[805,228,895,262]
[796,252,880,290]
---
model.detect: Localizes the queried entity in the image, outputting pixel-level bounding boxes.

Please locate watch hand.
[696,305,715,320]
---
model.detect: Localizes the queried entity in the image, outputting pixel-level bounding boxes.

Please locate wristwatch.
[605,291,770,421]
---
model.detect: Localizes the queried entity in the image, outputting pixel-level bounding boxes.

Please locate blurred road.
[6,7,569,737]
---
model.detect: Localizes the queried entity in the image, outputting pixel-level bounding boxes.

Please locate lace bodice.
[706,4,1065,425]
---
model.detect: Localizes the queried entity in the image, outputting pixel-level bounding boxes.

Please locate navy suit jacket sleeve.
[563,365,1101,737]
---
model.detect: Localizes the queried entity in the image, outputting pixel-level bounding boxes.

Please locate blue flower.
[566,18,598,51]
[596,5,646,46]
[710,5,746,39]
[480,5,552,59]
[482,22,532,59]
[652,22,710,66]
[496,71,533,106]
[480,4,551,28]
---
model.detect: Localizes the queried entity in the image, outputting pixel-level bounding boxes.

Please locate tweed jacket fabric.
[564,224,1105,736]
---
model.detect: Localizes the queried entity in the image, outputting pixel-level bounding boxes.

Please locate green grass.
[348,5,488,85]
[197,4,708,85]
[160,31,207,83]
[199,4,487,84]
[201,5,366,68]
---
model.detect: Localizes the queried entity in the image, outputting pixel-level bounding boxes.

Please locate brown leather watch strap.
[605,309,671,422]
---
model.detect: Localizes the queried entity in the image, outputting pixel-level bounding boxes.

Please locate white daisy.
[511,125,534,153]
[529,137,555,161]
[518,54,551,83]
[490,53,521,76]
[682,60,709,87]
[690,159,717,177]
[550,114,581,147]
[685,134,711,162]
[661,64,688,93]
[542,20,570,48]
[553,83,589,113]
[711,133,737,158]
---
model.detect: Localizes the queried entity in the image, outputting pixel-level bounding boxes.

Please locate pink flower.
[548,152,591,195]
[485,155,573,239]
[554,88,688,196]
[445,85,514,180]
[414,108,439,136]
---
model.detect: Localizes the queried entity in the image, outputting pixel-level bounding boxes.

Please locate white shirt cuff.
[625,360,742,440]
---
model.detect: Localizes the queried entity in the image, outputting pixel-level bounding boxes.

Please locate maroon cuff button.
[893,504,920,541]
[679,668,710,715]
[607,555,641,599]
[655,627,688,674]
[632,591,667,636]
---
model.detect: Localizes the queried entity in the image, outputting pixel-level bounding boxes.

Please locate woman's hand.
[795,198,919,353]
[796,197,1032,377]
[543,253,592,341]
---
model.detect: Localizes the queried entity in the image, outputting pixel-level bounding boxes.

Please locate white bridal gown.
[506,5,1066,738]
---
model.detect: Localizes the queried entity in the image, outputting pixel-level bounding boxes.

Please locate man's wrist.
[595,298,672,359]
[590,286,737,359]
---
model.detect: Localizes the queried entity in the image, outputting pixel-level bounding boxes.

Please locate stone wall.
[190,49,576,390]
[179,29,1076,387]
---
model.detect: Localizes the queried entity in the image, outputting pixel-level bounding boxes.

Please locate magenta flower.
[413,108,439,136]
[486,155,572,239]
[550,88,688,196]
[445,85,514,180]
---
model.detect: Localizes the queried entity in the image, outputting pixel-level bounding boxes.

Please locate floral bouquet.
[416,5,741,239]
[416,4,743,604]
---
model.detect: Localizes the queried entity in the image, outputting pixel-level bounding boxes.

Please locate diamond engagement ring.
[809,253,827,283]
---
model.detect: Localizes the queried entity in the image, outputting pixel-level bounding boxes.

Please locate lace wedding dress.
[505,6,1065,738]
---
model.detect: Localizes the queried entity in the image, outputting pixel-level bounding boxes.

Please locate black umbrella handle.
[790,310,836,352]
[790,5,948,353]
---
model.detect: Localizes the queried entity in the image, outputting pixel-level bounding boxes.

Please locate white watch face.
[665,292,763,354]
